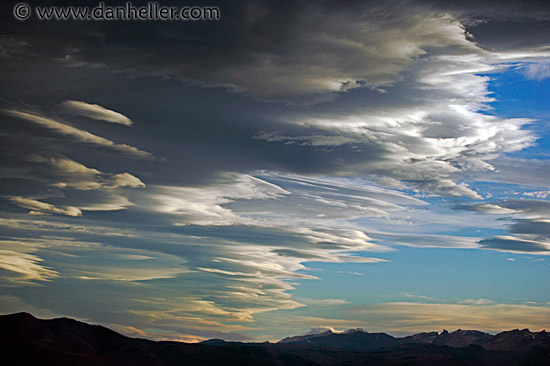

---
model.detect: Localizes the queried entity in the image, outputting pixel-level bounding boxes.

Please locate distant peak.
[343,328,367,334]
[303,327,337,336]
[2,312,36,320]
[10,312,33,317]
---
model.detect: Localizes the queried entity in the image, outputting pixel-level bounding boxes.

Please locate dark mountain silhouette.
[279,329,337,344]
[279,328,398,351]
[401,329,493,348]
[1,312,549,366]
[0,312,316,366]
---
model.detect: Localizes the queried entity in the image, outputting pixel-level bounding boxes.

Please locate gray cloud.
[479,236,549,254]
[460,199,550,218]
[0,0,544,199]
[509,220,550,237]
[457,199,550,254]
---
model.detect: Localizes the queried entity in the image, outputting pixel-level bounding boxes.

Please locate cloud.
[253,131,361,146]
[523,191,550,199]
[455,200,550,220]
[286,300,550,335]
[0,107,146,216]
[456,200,550,254]
[509,219,550,237]
[47,1,480,102]
[479,236,550,254]
[0,237,101,285]
[475,158,550,188]
[75,194,135,212]
[110,173,145,189]
[355,301,550,333]
[498,200,550,218]
[455,203,518,214]
[522,62,550,80]
[34,155,145,191]
[0,2,542,201]
[0,249,58,284]
[0,235,187,285]
[152,174,290,226]
[365,230,480,249]
[276,97,535,198]
[297,298,351,306]
[2,109,151,158]
[60,100,133,126]
[9,196,82,217]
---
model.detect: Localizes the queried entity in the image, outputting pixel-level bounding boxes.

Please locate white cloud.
[365,230,480,250]
[153,174,289,226]
[522,62,550,80]
[61,100,133,126]
[524,191,550,199]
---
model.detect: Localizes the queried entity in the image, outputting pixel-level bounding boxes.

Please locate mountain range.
[1,312,549,365]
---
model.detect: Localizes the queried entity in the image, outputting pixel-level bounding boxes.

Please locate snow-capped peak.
[343,328,367,334]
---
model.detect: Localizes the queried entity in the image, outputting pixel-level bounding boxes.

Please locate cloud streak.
[9,196,82,217]
[60,100,133,126]
[2,109,151,158]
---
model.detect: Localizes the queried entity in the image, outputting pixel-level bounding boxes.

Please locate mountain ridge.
[2,312,549,365]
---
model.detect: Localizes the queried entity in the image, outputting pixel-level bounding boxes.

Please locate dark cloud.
[509,219,550,238]
[500,200,550,217]
[456,199,550,254]
[479,236,549,253]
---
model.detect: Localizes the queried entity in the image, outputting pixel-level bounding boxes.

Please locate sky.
[0,0,549,342]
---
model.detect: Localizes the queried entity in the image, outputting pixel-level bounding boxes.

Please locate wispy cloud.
[2,109,151,158]
[9,196,82,217]
[284,300,550,335]
[60,100,133,126]
[456,200,550,254]
[522,62,550,80]
[35,155,145,191]
[0,249,58,284]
